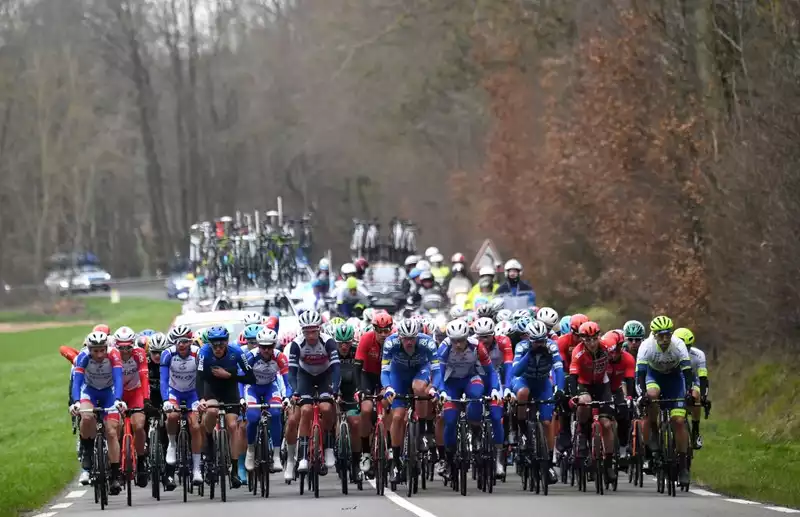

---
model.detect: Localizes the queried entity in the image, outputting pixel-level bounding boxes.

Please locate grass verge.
[0,297,154,324]
[0,298,180,517]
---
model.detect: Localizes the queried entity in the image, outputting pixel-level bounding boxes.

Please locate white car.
[169,310,252,341]
[44,265,112,294]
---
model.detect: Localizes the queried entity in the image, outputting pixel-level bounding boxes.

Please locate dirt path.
[0,320,95,333]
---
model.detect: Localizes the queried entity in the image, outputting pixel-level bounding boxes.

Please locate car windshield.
[367,265,402,284]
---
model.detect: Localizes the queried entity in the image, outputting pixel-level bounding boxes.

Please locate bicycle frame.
[248,402,283,498]
[362,394,389,495]
[394,394,433,497]
[120,408,145,506]
[513,398,554,495]
[79,406,114,510]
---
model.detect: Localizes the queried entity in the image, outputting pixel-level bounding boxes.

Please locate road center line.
[368,480,439,517]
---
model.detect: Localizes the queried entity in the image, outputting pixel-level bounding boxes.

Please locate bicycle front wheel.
[338,419,351,495]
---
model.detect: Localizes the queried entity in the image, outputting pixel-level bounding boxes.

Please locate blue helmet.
[207,326,229,342]
[409,268,421,280]
[243,324,262,340]
[140,329,156,337]
[513,317,531,335]
[559,315,572,335]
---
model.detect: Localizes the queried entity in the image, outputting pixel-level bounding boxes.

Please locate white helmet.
[424,247,440,259]
[113,326,136,345]
[397,318,420,338]
[446,319,470,339]
[536,307,559,330]
[525,320,549,341]
[479,265,495,277]
[504,259,523,273]
[298,310,323,329]
[318,258,330,270]
[404,255,420,267]
[473,317,495,337]
[243,311,262,325]
[256,328,278,346]
[346,317,362,331]
[340,263,357,275]
[490,297,505,312]
[449,306,466,319]
[149,332,169,353]
[430,253,444,264]
[495,321,512,336]
[416,259,431,271]
[85,331,109,348]
[496,309,512,322]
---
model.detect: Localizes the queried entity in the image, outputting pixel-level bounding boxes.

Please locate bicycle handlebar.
[203,402,244,410]
[514,399,555,406]
[247,403,285,410]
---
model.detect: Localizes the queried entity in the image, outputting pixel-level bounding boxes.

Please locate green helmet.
[334,323,355,343]
[650,315,674,333]
[623,320,645,339]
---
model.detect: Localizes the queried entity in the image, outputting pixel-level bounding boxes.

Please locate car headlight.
[59,280,70,289]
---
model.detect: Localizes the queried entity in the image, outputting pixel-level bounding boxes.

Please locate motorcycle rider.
[429,253,450,285]
[495,259,536,305]
[464,266,499,310]
[445,263,473,304]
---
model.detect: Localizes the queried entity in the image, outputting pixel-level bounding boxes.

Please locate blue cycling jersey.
[380,333,442,388]
[511,338,565,391]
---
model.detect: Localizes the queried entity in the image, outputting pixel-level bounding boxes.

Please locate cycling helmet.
[139,329,156,337]
[451,252,466,264]
[243,324,262,340]
[372,312,393,329]
[424,246,440,259]
[504,259,523,273]
[346,317,362,332]
[397,318,419,338]
[206,326,229,342]
[135,335,149,349]
[578,321,601,337]
[113,326,136,346]
[279,330,298,348]
[416,259,431,271]
[404,255,420,267]
[496,309,512,322]
[569,314,589,333]
[495,320,512,336]
[623,320,646,339]
[490,297,505,312]
[330,317,346,327]
[476,304,495,319]
[363,308,375,323]
[318,258,330,271]
[149,332,169,353]
[449,306,466,320]
[558,315,572,335]
[299,310,323,329]
[256,328,278,346]
[334,323,355,343]
[473,317,495,336]
[512,318,530,335]
[650,315,674,334]
[525,320,549,341]
[321,322,334,336]
[511,309,529,323]
[409,268,421,280]
[86,331,109,348]
[169,324,193,342]
[264,315,279,331]
[536,307,559,330]
[93,324,110,334]
[418,270,434,282]
[601,330,624,352]
[674,327,695,347]
[243,311,263,325]
[355,257,369,271]
[341,263,357,276]
[446,319,470,339]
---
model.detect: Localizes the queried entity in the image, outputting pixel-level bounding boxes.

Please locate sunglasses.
[451,338,467,344]
[626,337,642,343]
[117,345,133,352]
[257,344,275,349]
[375,327,391,334]
[210,340,227,349]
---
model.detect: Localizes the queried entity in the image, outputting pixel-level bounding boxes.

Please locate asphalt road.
[42,468,798,517]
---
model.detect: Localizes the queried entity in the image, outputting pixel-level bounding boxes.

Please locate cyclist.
[556,315,571,337]
[287,310,341,475]
[438,319,503,478]
[198,325,256,489]
[70,331,127,493]
[603,330,636,462]
[355,311,392,475]
[160,325,204,487]
[511,320,564,483]
[568,320,616,482]
[112,326,150,488]
[334,322,362,481]
[674,327,709,449]
[239,324,263,352]
[622,319,646,359]
[381,318,441,484]
[636,315,693,485]
[243,328,289,474]
[495,259,536,306]
[536,307,560,340]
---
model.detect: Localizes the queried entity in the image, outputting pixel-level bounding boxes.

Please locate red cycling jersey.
[355,330,382,375]
[484,335,514,371]
[569,343,611,386]
[608,351,636,392]
[557,333,580,371]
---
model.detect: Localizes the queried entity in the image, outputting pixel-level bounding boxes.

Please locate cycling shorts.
[122,388,145,409]
[387,364,431,409]
[511,376,555,421]
[168,388,200,412]
[202,381,241,415]
[295,369,333,403]
[644,367,686,418]
[244,383,282,406]
[79,385,120,421]
[576,382,614,418]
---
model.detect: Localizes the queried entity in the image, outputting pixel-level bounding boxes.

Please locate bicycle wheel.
[178,427,190,502]
[406,420,417,497]
[124,434,133,506]
[311,425,322,498]
[532,422,542,494]
[148,425,161,501]
[217,428,228,502]
[535,422,549,496]
[374,425,386,496]
[94,435,108,509]
[592,422,604,495]
[664,419,676,497]
[457,420,468,496]
[338,419,351,495]
[260,423,271,498]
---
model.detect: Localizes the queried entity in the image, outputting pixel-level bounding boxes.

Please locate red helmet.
[355,257,369,272]
[451,253,466,264]
[569,314,589,333]
[264,316,279,330]
[601,330,624,352]
[578,321,601,337]
[93,324,110,334]
[373,312,393,330]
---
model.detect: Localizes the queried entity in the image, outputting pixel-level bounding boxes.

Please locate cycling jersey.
[245,348,290,397]
[688,347,708,379]
[287,334,341,396]
[146,354,162,406]
[72,347,124,417]
[569,343,610,385]
[608,351,636,392]
[381,333,441,409]
[120,347,149,408]
[557,333,580,372]
[437,337,499,392]
[339,349,359,402]
[355,330,383,392]
[511,339,565,387]
[197,343,255,408]
[636,335,691,374]
[483,335,514,389]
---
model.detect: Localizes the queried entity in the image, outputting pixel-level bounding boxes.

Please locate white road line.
[64,490,87,499]
[31,513,57,517]
[690,488,720,496]
[51,503,74,509]
[368,480,439,517]
[725,499,761,505]
[764,507,800,514]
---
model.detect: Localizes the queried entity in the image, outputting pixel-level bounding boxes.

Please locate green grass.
[693,419,800,507]
[0,298,180,517]
[0,297,157,324]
